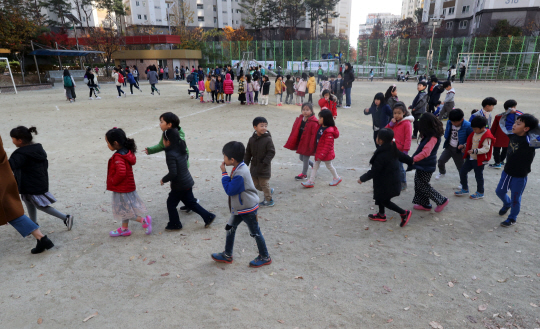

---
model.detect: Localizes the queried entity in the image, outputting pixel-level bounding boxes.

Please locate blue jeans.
[496,171,527,221]
[9,214,39,237]
[224,212,269,258]
[460,158,485,193]
[345,87,351,106]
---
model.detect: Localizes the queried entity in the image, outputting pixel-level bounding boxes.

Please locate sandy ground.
[1,79,540,329]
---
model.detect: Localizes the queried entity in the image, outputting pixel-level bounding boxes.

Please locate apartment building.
[401,0,424,19]
[359,12,400,37]
[331,0,352,39]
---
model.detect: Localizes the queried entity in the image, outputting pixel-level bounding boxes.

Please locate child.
[409,81,428,139]
[384,84,398,111]
[296,74,307,105]
[238,74,246,105]
[212,141,272,268]
[126,69,142,94]
[199,75,206,103]
[274,75,284,106]
[284,103,318,180]
[252,76,260,104]
[85,67,101,100]
[209,75,216,103]
[320,76,331,98]
[105,128,152,237]
[358,128,412,227]
[454,116,494,199]
[438,81,455,120]
[63,69,76,102]
[433,101,443,117]
[470,97,497,128]
[147,66,160,96]
[244,117,276,207]
[404,71,410,81]
[215,75,224,103]
[427,77,443,114]
[495,114,540,227]
[187,71,199,99]
[385,102,413,190]
[285,75,295,105]
[318,90,337,119]
[224,73,234,103]
[334,73,344,106]
[112,67,125,98]
[260,75,271,106]
[9,126,74,230]
[490,99,521,168]
[369,69,374,82]
[411,113,449,212]
[435,109,473,180]
[364,92,392,147]
[161,128,215,230]
[245,75,254,105]
[306,72,316,103]
[301,109,342,188]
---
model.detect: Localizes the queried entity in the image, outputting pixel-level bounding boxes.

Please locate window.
[214,17,217,23]
[135,1,139,5]
[448,7,455,14]
[197,4,203,9]
[236,20,238,24]
[157,18,162,22]
[144,14,147,20]
[459,20,468,29]
[213,5,216,11]
[198,16,204,21]
[236,9,240,13]
[154,5,160,8]
[137,14,141,19]
[462,5,469,13]
[142,1,145,6]
[446,21,453,29]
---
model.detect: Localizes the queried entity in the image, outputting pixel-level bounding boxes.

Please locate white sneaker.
[117,96,122,98]
[89,97,93,100]
[435,173,444,180]
[458,184,462,189]
[95,96,101,100]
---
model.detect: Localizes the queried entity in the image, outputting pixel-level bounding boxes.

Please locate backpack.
[118,73,124,83]
[186,73,193,83]
[160,68,164,74]
[64,75,73,87]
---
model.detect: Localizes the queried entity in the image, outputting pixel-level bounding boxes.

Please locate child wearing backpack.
[112,67,126,98]
[63,69,76,102]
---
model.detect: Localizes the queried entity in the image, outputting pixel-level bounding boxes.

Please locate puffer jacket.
[275,80,283,94]
[342,68,355,89]
[127,73,136,85]
[307,76,316,94]
[385,116,413,153]
[8,143,49,195]
[284,115,319,156]
[224,73,234,94]
[364,103,393,131]
[198,80,205,91]
[162,147,194,191]
[318,96,338,117]
[297,79,307,93]
[106,149,137,193]
[244,131,276,178]
[315,126,339,161]
[209,79,216,91]
[215,79,224,93]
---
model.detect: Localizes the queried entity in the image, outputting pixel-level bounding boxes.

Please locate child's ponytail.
[105,128,137,153]
[159,112,181,130]
[124,137,137,154]
[10,126,38,144]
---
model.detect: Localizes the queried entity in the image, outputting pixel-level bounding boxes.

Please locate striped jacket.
[222,162,259,218]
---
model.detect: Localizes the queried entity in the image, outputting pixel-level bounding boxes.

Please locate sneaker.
[123,93,127,97]
[142,216,152,235]
[89,97,93,100]
[139,89,143,93]
[434,198,449,213]
[401,182,407,191]
[211,252,233,264]
[458,184,462,189]
[109,227,132,237]
[400,210,412,227]
[180,199,200,213]
[249,255,272,268]
[411,135,417,139]
[368,213,387,222]
[454,189,469,196]
[165,224,182,231]
[469,192,484,200]
[329,177,342,186]
[499,206,510,216]
[489,163,502,169]
[435,173,444,180]
[151,92,154,95]
[117,96,121,99]
[157,90,161,95]
[64,215,74,231]
[343,106,351,109]
[130,92,134,95]
[500,219,516,227]
[259,199,275,207]
[95,96,101,100]
[413,204,432,211]
[31,235,54,254]
[205,213,216,228]
[295,173,308,180]
[301,180,314,188]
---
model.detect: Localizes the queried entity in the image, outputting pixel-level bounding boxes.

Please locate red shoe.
[368,213,387,222]
[400,210,412,227]
[413,204,432,211]
[301,180,314,188]
[295,173,307,180]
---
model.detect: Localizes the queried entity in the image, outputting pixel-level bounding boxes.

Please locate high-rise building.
[401,0,424,19]
[331,0,352,39]
[359,13,400,38]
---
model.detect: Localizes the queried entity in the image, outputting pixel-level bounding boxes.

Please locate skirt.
[238,93,246,102]
[296,91,306,97]
[21,192,56,207]
[111,191,147,221]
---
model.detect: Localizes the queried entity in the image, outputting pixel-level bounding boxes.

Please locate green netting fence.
[201,36,540,81]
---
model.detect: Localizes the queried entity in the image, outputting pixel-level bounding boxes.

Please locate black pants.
[211,90,216,101]
[460,70,466,83]
[180,73,185,80]
[188,86,199,98]
[493,147,507,164]
[412,112,422,137]
[378,199,405,215]
[166,188,213,228]
[308,93,313,103]
[254,91,259,103]
[460,159,485,193]
[89,87,97,97]
[130,83,140,93]
[373,130,379,148]
[116,85,124,96]
[225,94,231,102]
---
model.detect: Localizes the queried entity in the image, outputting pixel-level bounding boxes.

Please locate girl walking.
[113,67,126,98]
[238,74,246,105]
[296,74,307,105]
[246,75,254,105]
[274,75,284,106]
[126,69,142,94]
[358,128,412,227]
[224,73,234,103]
[85,67,100,100]
[284,103,318,180]
[105,128,152,237]
[9,126,74,230]
[63,69,76,102]
[301,109,342,188]
[364,92,393,148]
[385,102,413,190]
[411,113,449,212]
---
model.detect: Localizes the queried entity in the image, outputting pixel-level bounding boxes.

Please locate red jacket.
[385,117,413,153]
[490,113,510,148]
[318,98,337,117]
[106,151,137,193]
[315,126,339,161]
[463,129,496,166]
[224,73,234,94]
[284,115,319,156]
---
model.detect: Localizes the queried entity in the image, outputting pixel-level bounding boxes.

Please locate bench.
[46,70,86,85]
[356,76,384,81]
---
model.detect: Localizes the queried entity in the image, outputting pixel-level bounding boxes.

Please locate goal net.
[457,52,540,81]
[0,57,17,94]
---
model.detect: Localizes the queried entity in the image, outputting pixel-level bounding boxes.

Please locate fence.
[201,36,540,81]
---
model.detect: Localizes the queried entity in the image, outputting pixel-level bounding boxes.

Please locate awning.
[29,49,104,56]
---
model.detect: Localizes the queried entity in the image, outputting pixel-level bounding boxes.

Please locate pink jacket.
[297,79,307,92]
[385,115,413,153]
[198,80,205,90]
[224,73,234,94]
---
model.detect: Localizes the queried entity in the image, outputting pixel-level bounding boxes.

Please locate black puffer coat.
[162,147,194,191]
[8,143,49,195]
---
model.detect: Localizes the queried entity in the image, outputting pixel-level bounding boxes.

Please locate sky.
[349,0,402,47]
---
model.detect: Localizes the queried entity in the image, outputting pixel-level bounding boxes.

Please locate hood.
[308,76,316,82]
[114,150,136,166]
[225,73,231,80]
[401,115,415,123]
[14,143,47,161]
[324,126,339,138]
[252,131,272,139]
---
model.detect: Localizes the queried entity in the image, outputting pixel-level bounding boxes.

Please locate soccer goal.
[0,57,17,94]
[457,52,540,81]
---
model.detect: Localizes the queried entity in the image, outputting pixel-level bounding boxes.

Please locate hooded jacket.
[318,96,338,117]
[127,73,137,85]
[244,131,276,178]
[315,126,339,161]
[106,150,137,193]
[162,147,194,191]
[284,115,319,156]
[342,68,355,89]
[9,143,49,195]
[0,136,24,225]
[222,162,259,216]
[297,79,307,93]
[385,116,414,153]
[306,76,316,94]
[364,103,392,131]
[224,73,234,94]
[411,90,428,114]
[147,71,159,84]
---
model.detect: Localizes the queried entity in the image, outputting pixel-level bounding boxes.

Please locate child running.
[212,141,272,268]
[274,75,284,106]
[9,126,74,230]
[385,102,413,190]
[358,128,413,227]
[147,66,160,96]
[85,67,101,100]
[126,68,142,94]
[112,67,126,98]
[411,113,449,212]
[301,109,342,188]
[161,128,215,230]
[224,73,233,103]
[105,128,152,237]
[260,76,271,106]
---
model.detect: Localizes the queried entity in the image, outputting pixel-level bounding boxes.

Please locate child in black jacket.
[161,128,215,230]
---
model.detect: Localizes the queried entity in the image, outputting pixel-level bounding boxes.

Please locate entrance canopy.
[29,49,104,56]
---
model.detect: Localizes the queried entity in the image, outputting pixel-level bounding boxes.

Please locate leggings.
[308,93,313,103]
[378,199,405,215]
[246,91,253,103]
[151,84,159,93]
[260,95,269,105]
[89,88,97,97]
[225,94,231,102]
[23,199,66,224]
[309,160,338,182]
[254,91,259,103]
[130,83,140,93]
[276,94,282,104]
[116,85,124,96]
[299,154,314,176]
[493,147,507,164]
[296,95,304,104]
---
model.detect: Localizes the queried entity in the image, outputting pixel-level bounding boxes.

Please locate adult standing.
[342,62,355,109]
[165,66,169,80]
[459,60,467,83]
[413,62,419,75]
[236,63,241,82]
[180,66,185,80]
[304,57,308,70]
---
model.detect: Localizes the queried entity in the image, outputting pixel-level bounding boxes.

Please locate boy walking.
[285,75,295,105]
[436,109,473,180]
[438,81,455,120]
[212,141,272,267]
[470,97,497,128]
[454,116,495,200]
[245,117,276,207]
[409,81,429,139]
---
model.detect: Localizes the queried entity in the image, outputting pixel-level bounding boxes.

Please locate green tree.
[41,0,72,28]
[321,0,339,36]
[305,0,325,39]
[491,19,522,37]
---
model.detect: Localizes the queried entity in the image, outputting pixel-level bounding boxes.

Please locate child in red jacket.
[105,128,152,237]
[385,102,413,190]
[489,101,515,168]
[454,116,495,200]
[284,103,319,180]
[301,109,342,188]
[318,90,337,118]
